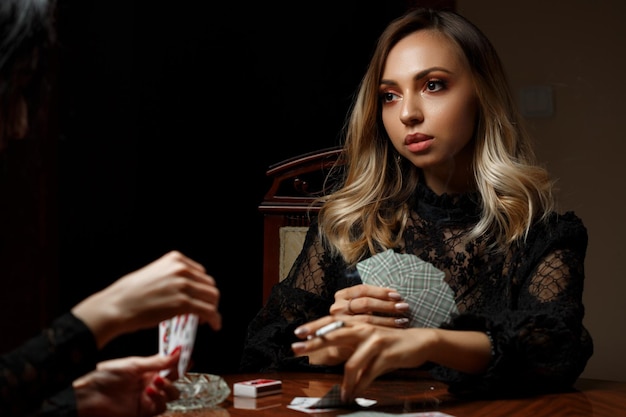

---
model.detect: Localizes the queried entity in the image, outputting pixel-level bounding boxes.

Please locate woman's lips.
[405,133,434,153]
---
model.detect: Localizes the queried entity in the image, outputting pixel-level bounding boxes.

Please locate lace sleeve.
[240,221,359,372]
[0,313,98,416]
[432,212,593,397]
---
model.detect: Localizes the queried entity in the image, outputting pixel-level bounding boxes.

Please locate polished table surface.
[163,372,626,417]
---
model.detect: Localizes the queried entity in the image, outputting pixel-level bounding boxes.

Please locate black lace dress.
[0,313,99,417]
[240,183,593,398]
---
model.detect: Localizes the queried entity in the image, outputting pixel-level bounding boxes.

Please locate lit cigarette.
[314,320,345,337]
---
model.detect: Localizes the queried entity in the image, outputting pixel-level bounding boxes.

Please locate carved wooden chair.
[258,146,344,305]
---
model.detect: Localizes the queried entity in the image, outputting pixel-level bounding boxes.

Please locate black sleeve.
[37,387,77,417]
[431,212,593,397]
[0,312,98,416]
[240,222,359,373]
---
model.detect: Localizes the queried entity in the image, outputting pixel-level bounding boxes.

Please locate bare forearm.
[70,250,223,350]
[71,289,126,349]
[426,328,492,374]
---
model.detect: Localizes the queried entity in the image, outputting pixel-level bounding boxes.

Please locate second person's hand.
[72,250,222,348]
[73,351,181,417]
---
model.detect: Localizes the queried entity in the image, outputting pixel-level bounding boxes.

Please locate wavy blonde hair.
[317,8,555,266]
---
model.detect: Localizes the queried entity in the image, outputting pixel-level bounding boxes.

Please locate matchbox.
[233,378,282,398]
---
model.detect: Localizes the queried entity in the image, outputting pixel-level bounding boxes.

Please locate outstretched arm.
[292,316,491,402]
[72,250,222,349]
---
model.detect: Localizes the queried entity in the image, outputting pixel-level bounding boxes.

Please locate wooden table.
[163,372,626,417]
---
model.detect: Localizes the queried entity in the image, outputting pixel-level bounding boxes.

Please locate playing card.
[176,313,198,378]
[158,313,198,378]
[356,250,458,328]
[310,384,349,409]
[159,319,172,356]
[288,384,377,412]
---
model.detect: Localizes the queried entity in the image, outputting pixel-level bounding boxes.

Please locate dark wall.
[53,1,412,373]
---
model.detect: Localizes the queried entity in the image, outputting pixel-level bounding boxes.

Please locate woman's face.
[380,29,478,194]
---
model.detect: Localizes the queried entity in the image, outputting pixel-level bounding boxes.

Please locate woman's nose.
[399,95,423,126]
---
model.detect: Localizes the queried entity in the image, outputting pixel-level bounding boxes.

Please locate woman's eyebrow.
[380,66,453,86]
[379,79,398,87]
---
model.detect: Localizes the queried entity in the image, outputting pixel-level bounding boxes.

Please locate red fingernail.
[170,346,181,355]
[154,376,165,385]
[145,386,158,396]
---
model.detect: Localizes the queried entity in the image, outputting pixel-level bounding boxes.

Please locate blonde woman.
[241,7,592,402]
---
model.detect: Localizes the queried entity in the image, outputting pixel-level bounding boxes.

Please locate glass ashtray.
[166,373,231,411]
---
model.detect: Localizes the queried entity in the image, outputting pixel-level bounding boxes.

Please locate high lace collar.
[413,181,481,225]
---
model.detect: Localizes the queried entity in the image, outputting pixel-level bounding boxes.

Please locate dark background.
[0,0,453,375]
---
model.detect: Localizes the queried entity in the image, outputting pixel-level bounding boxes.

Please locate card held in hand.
[310,384,348,409]
[356,249,458,328]
[158,313,198,378]
[308,384,376,409]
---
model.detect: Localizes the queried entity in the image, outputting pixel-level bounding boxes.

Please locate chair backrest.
[259,146,344,305]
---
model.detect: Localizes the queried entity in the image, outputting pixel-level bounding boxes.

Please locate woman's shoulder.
[546,210,586,231]
[537,210,588,247]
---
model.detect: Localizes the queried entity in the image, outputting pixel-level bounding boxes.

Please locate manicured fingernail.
[145,386,158,396]
[291,342,307,351]
[395,318,409,326]
[294,326,309,336]
[388,291,403,300]
[170,346,182,355]
[395,302,409,311]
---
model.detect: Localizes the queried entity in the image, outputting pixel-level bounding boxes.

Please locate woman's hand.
[73,352,181,417]
[297,283,410,367]
[330,284,410,328]
[293,316,435,402]
[293,316,493,403]
[72,250,222,348]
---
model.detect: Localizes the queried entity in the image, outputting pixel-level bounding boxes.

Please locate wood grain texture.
[164,372,626,417]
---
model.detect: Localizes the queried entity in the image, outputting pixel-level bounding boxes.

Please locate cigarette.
[313,320,345,337]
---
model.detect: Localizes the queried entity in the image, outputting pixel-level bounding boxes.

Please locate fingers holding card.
[159,313,198,378]
[178,314,198,377]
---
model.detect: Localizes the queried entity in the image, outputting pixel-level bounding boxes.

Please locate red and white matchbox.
[233,378,282,398]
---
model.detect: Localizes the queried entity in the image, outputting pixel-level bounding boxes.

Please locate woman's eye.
[381,92,399,103]
[425,80,445,92]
